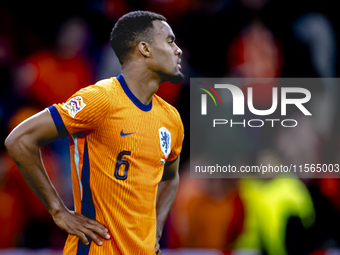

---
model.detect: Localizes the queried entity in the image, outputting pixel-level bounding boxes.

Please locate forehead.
[152,20,174,38]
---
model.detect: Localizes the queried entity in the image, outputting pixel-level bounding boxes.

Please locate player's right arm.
[4,109,110,246]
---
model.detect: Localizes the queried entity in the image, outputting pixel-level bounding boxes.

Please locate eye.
[168,40,174,44]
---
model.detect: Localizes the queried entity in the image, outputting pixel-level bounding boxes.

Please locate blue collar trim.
[117,74,152,112]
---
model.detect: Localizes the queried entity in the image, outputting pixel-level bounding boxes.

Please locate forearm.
[155,173,179,241]
[5,136,65,215]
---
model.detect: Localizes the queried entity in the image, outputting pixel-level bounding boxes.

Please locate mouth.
[177,59,182,70]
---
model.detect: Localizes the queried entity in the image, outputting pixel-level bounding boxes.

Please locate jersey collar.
[117,74,153,112]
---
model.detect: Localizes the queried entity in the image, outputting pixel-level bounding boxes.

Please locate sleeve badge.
[62,96,87,118]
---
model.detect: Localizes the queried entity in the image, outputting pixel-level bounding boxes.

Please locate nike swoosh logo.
[120,130,136,137]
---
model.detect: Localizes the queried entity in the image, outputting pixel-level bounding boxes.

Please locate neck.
[120,61,161,105]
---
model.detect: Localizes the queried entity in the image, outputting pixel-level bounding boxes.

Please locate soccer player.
[5,11,184,255]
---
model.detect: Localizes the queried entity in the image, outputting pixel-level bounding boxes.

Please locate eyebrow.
[166,34,175,41]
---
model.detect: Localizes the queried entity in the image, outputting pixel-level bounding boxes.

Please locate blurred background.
[1,0,340,254]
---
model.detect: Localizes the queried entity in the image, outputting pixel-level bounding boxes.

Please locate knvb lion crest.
[62,96,86,118]
[159,127,171,158]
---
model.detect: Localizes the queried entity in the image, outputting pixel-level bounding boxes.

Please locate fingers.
[84,218,110,240]
[77,231,89,246]
[155,242,161,255]
[81,227,103,246]
[74,214,110,246]
[53,210,110,246]
[74,213,110,239]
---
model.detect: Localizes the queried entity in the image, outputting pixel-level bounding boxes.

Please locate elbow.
[161,168,180,182]
[4,132,30,158]
[170,172,180,185]
[174,172,179,186]
[5,134,14,151]
[5,133,18,156]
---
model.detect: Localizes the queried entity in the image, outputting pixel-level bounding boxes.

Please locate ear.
[138,41,151,58]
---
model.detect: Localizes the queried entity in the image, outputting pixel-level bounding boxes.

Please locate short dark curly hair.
[110,11,166,65]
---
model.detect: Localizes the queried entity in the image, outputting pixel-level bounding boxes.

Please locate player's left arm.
[155,155,180,254]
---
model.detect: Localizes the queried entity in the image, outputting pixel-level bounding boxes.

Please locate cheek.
[156,52,172,68]
[154,45,172,60]
[152,46,174,71]
[158,50,171,62]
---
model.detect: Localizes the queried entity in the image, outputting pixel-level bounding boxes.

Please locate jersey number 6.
[114,151,131,180]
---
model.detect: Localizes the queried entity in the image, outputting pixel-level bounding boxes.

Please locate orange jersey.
[47,74,184,255]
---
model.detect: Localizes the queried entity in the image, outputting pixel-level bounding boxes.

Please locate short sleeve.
[167,115,184,162]
[47,85,110,138]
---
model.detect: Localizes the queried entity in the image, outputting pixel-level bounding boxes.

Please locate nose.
[175,44,182,57]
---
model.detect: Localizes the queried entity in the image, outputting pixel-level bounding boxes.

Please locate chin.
[168,73,184,84]
[159,69,184,84]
